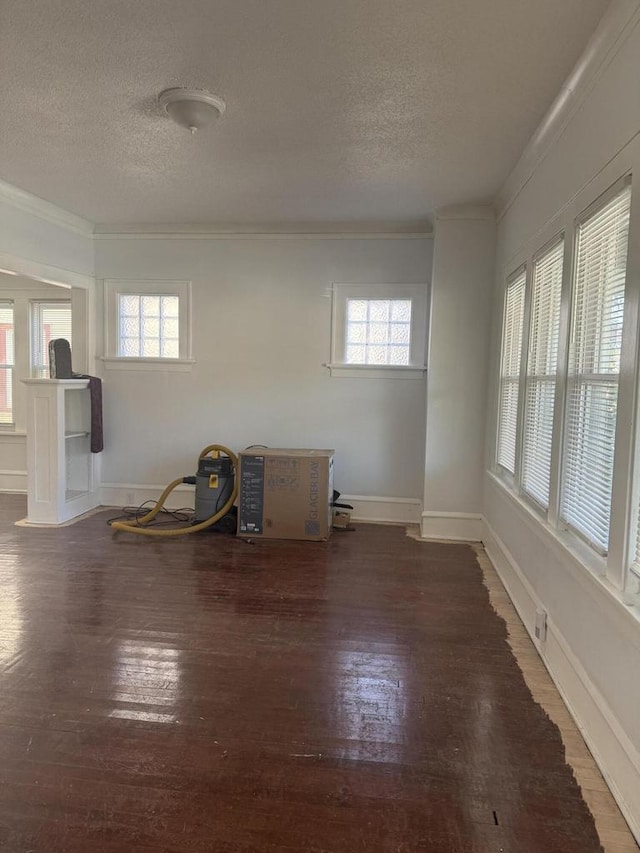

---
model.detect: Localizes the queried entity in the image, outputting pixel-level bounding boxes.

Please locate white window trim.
[102,279,193,371]
[0,282,83,435]
[327,283,428,379]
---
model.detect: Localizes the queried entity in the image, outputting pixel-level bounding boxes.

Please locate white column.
[422,206,496,540]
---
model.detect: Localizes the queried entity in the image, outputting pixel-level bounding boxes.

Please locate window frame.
[0,300,15,428]
[102,279,193,371]
[328,283,428,379]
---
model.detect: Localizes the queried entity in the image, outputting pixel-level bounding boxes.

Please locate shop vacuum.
[109,445,238,538]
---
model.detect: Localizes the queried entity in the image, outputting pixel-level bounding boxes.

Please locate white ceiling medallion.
[158,88,226,134]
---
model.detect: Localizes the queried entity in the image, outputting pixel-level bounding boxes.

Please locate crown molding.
[0,180,434,241]
[92,222,433,240]
[0,178,94,238]
[495,0,640,221]
[0,250,94,290]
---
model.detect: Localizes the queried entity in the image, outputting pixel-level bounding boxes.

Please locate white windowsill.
[0,428,26,438]
[485,471,640,615]
[100,357,195,372]
[489,470,608,577]
[325,363,427,379]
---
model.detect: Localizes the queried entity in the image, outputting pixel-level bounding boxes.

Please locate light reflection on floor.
[0,556,23,669]
[331,649,408,761]
[108,638,182,724]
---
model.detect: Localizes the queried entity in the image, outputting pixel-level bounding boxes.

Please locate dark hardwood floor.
[0,496,603,852]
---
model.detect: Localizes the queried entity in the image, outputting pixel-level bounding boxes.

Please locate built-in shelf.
[23,379,101,525]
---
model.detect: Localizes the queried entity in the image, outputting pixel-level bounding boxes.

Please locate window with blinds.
[497,269,526,474]
[521,239,564,508]
[560,182,631,553]
[31,301,72,378]
[0,302,14,425]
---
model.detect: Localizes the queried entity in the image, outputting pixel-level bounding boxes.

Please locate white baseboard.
[342,495,422,524]
[0,469,27,493]
[101,486,421,524]
[482,518,640,843]
[421,511,483,541]
[100,482,195,510]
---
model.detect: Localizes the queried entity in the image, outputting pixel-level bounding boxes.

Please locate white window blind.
[497,270,526,474]
[521,239,564,507]
[0,302,14,425]
[31,301,72,378]
[561,182,631,553]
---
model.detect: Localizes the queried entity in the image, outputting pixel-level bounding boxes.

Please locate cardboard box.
[238,448,334,541]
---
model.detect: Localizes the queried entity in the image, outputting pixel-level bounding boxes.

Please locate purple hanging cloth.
[49,339,103,453]
[86,376,103,453]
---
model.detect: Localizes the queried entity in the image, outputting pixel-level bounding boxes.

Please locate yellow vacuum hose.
[110,444,238,538]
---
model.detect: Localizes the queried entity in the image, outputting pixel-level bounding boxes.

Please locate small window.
[0,302,14,425]
[118,294,179,358]
[345,298,412,366]
[329,284,427,378]
[103,280,192,370]
[31,301,72,378]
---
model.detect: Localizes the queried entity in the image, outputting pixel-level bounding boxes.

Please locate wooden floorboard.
[0,495,634,852]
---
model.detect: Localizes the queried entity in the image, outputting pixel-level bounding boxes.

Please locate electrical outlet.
[534,609,547,643]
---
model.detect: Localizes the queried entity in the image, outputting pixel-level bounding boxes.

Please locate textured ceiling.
[0,0,609,229]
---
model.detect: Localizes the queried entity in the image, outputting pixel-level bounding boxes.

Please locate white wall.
[485,5,640,839]
[422,207,495,540]
[94,235,432,516]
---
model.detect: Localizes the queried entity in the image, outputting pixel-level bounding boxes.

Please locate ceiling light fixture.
[158,87,226,134]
